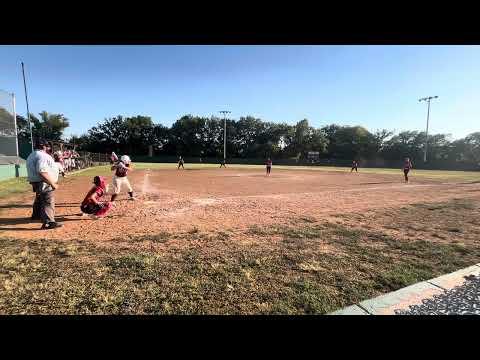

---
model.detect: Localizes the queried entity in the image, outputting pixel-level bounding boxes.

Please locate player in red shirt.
[80,176,113,218]
[266,158,272,176]
[403,157,413,183]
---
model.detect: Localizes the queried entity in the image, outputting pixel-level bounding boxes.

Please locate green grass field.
[0,177,31,199]
[1,198,479,314]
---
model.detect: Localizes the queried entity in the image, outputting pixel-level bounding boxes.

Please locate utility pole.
[219,110,231,163]
[21,62,34,152]
[419,96,438,163]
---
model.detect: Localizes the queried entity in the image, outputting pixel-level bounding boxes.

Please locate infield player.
[351,160,358,172]
[110,155,135,201]
[81,176,113,218]
[178,156,185,170]
[266,158,272,176]
[220,159,226,168]
[403,157,413,183]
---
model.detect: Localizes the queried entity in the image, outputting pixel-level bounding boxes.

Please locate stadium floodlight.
[219,110,231,162]
[418,96,439,163]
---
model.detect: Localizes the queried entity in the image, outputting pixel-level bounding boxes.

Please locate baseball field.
[1,163,480,314]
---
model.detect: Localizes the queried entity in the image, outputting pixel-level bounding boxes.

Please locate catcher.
[80,176,113,218]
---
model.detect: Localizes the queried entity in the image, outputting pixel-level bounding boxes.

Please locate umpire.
[26,138,63,230]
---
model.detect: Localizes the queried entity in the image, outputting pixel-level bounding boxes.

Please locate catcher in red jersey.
[110,155,135,201]
[80,176,113,218]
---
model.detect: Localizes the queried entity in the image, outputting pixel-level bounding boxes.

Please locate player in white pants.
[110,155,135,201]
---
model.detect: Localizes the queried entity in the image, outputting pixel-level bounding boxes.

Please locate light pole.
[419,96,438,163]
[219,110,231,163]
[21,62,34,152]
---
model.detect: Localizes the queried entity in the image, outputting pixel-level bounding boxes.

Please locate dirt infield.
[1,167,479,244]
[1,166,480,314]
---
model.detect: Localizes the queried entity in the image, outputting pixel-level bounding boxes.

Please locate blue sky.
[0,45,478,140]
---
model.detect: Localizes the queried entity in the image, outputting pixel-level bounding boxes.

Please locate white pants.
[113,176,132,194]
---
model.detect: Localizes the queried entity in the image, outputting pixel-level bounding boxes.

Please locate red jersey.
[81,176,107,207]
[266,160,272,167]
[114,161,129,177]
[403,160,412,170]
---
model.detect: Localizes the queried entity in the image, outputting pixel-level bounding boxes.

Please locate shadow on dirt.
[0,204,31,209]
[357,182,395,185]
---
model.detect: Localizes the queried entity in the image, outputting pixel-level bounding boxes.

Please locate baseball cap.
[34,138,49,149]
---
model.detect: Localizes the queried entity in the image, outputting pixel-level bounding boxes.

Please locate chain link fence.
[0,89,18,159]
[75,151,110,169]
[46,141,110,173]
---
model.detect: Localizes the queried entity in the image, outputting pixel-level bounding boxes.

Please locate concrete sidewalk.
[330,263,480,315]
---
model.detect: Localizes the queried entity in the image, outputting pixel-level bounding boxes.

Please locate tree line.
[15,112,480,169]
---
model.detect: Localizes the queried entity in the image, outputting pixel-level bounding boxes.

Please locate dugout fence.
[45,140,110,171]
[0,89,19,160]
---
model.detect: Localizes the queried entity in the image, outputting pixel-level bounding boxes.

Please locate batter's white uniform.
[112,175,133,194]
[112,162,132,194]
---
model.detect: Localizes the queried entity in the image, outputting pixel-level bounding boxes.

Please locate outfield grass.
[0,177,31,200]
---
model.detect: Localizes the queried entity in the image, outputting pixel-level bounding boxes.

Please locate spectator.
[54,153,66,178]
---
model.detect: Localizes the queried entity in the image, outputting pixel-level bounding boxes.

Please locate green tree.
[168,115,209,156]
[124,115,156,154]
[458,132,480,164]
[86,115,129,153]
[382,131,424,162]
[31,111,70,140]
[321,125,376,160]
[84,115,165,155]
[292,119,310,158]
[15,114,31,142]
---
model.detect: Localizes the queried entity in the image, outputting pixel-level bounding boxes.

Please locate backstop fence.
[0,89,18,160]
[46,140,111,171]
